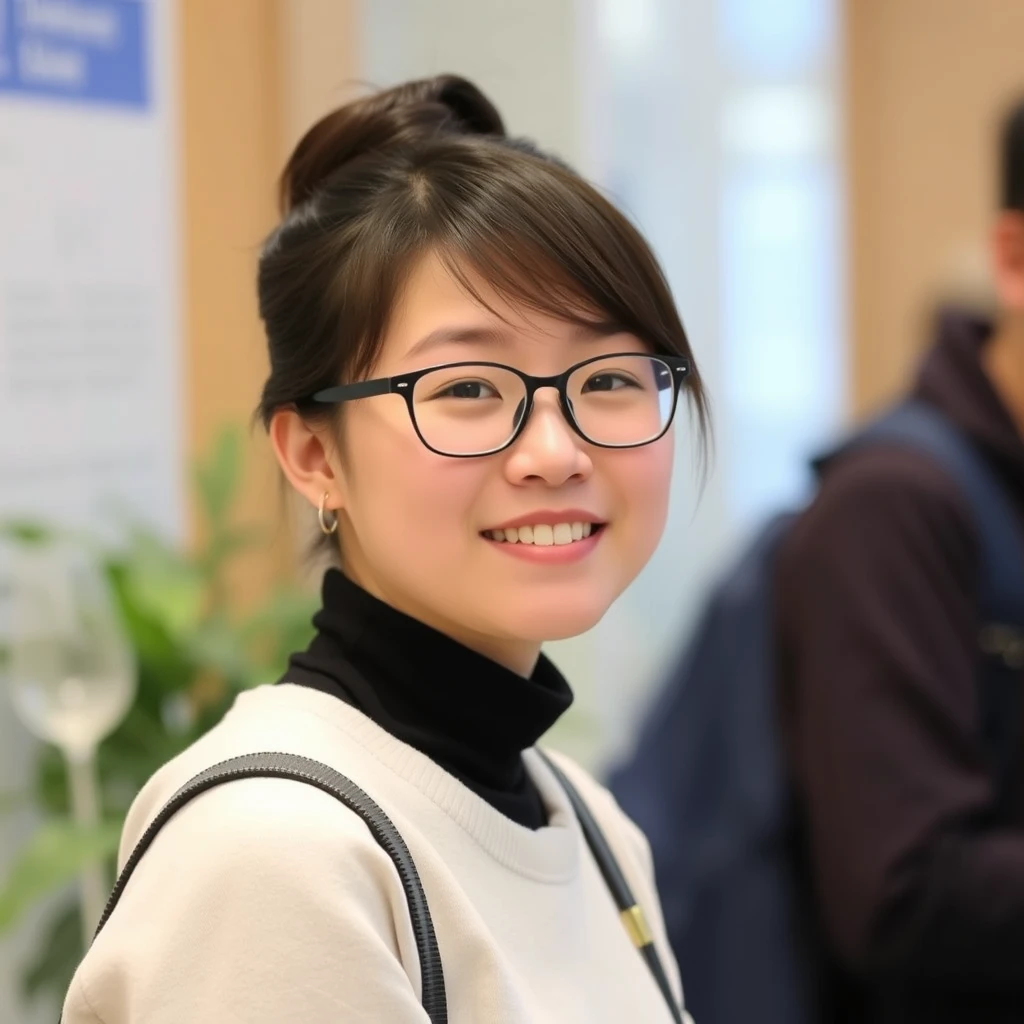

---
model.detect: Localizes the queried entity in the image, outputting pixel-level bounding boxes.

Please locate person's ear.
[992,211,1024,312]
[268,409,347,517]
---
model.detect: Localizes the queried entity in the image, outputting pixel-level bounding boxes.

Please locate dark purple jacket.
[776,310,1024,1022]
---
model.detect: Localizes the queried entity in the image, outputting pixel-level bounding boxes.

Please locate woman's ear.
[268,408,347,515]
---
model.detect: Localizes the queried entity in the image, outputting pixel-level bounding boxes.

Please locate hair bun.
[280,74,506,213]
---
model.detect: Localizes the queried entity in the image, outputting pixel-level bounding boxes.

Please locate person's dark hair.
[256,74,709,552]
[1000,94,1024,212]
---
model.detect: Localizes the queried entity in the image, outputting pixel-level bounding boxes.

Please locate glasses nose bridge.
[522,366,568,394]
[516,371,577,440]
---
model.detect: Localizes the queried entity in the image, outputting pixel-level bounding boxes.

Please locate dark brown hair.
[1001,93,1024,212]
[257,75,709,548]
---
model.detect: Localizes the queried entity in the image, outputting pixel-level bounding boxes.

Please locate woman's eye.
[439,380,498,399]
[582,372,637,393]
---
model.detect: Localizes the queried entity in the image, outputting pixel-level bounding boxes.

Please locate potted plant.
[0,427,317,1012]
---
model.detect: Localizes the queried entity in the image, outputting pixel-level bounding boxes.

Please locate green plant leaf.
[108,574,196,699]
[0,519,53,545]
[5,423,316,999]
[21,896,83,1007]
[194,426,242,531]
[0,519,102,554]
[197,524,265,578]
[121,535,207,639]
[0,819,122,935]
[240,588,317,635]
[239,588,317,668]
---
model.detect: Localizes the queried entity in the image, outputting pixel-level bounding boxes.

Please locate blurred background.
[0,0,1021,1019]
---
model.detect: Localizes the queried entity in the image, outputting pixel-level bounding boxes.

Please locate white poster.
[0,0,181,542]
[0,4,178,1019]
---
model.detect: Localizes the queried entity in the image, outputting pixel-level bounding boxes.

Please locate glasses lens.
[412,365,528,455]
[567,355,676,447]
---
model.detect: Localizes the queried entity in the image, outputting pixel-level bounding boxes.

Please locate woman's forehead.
[386,251,621,361]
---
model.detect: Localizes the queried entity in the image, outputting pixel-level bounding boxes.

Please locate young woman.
[62,75,707,1023]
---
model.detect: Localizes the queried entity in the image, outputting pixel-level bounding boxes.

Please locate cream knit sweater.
[62,683,691,1023]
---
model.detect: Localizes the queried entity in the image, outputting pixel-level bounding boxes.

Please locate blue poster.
[0,0,149,110]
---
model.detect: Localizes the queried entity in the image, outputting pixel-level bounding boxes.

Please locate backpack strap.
[821,400,1024,806]
[80,752,448,1024]
[536,749,686,1023]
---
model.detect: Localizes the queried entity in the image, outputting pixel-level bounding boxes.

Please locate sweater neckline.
[228,683,583,883]
[280,569,575,829]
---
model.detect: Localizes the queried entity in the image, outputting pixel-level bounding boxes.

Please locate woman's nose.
[503,390,593,486]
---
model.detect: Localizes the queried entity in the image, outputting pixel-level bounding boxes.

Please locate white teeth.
[485,521,601,545]
[533,524,554,546]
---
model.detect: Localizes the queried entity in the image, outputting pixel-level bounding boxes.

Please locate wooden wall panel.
[181,0,357,600]
[845,0,1024,414]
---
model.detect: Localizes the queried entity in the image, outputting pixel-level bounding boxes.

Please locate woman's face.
[302,253,676,674]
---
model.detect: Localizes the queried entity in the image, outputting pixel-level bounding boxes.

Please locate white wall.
[360,0,584,167]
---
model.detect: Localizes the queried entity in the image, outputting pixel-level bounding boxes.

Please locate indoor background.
[0,0,1021,1020]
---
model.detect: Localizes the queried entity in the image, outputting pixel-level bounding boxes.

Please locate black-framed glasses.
[310,352,691,458]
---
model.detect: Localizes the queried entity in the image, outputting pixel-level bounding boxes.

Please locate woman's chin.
[501,598,610,644]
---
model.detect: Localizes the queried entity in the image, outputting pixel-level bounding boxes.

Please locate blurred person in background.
[774,93,1024,1023]
[59,75,707,1023]
[614,96,1024,1024]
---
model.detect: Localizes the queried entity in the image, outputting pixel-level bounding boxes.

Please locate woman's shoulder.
[118,684,387,866]
[69,686,424,1024]
[96,686,414,958]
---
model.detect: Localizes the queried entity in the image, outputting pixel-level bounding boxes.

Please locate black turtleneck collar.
[278,569,574,829]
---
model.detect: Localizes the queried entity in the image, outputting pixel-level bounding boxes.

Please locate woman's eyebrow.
[572,320,629,341]
[405,319,628,361]
[404,324,513,361]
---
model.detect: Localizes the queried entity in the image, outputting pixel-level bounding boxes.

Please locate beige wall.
[182,0,356,600]
[846,0,1024,415]
[280,0,361,155]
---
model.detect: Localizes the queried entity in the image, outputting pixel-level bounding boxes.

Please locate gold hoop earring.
[318,492,338,536]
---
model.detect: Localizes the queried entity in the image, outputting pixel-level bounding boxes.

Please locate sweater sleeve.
[61,775,429,1024]
[776,447,1024,987]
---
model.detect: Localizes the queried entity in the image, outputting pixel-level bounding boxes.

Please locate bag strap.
[536,749,686,1023]
[79,752,448,1024]
[820,400,1024,804]
[73,748,684,1023]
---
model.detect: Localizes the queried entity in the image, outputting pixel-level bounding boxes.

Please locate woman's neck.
[279,569,575,829]
[341,558,543,676]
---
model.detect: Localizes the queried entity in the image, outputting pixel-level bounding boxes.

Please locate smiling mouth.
[481,521,605,546]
